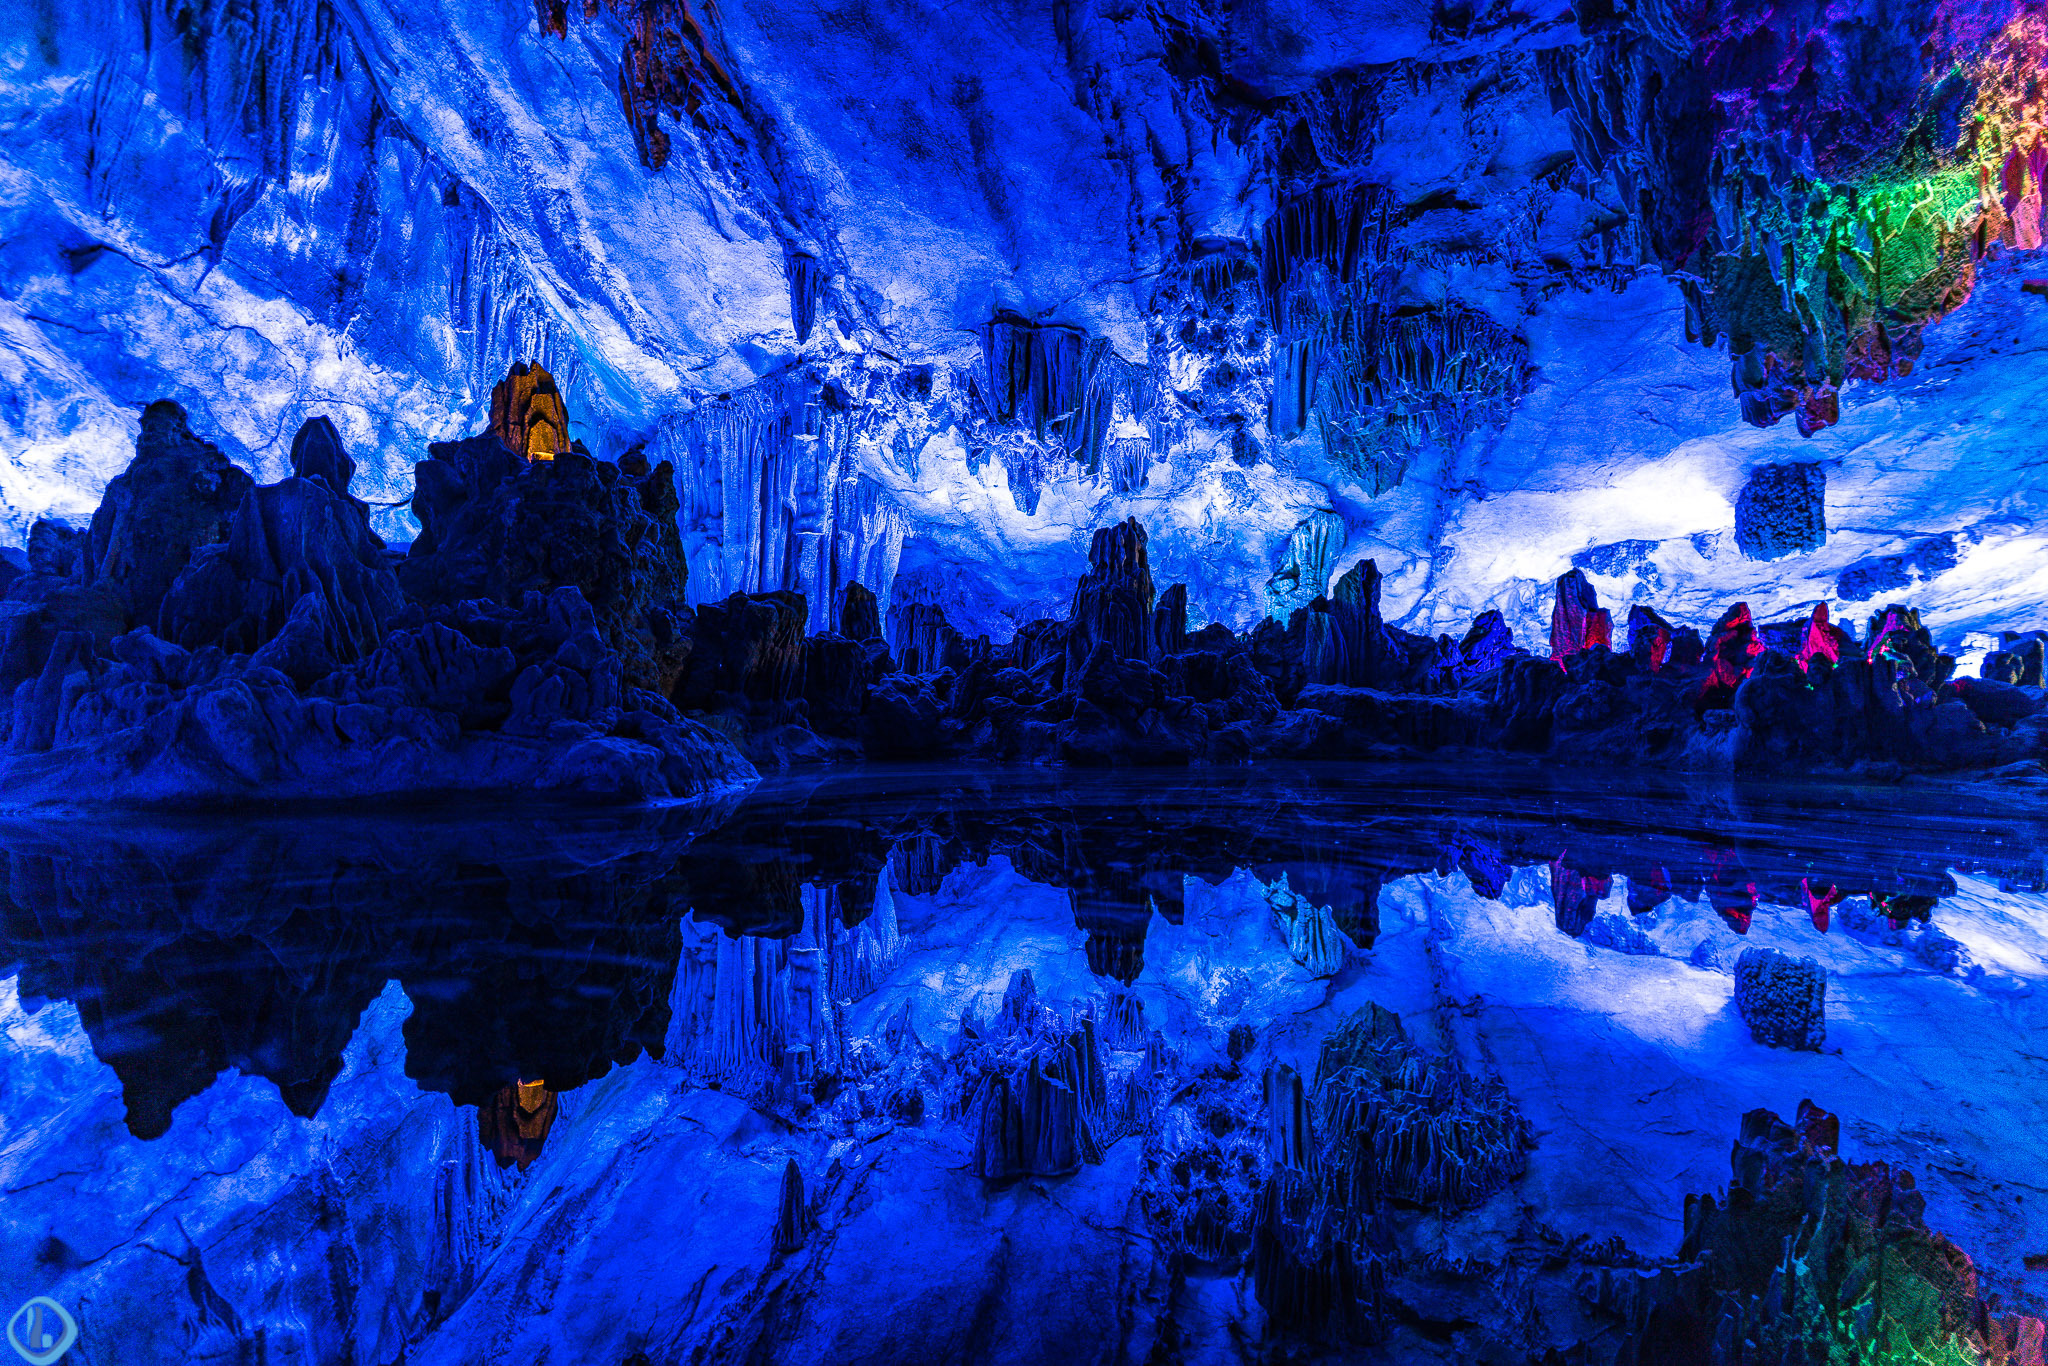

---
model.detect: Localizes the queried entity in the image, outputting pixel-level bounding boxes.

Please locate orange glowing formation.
[490,361,572,462]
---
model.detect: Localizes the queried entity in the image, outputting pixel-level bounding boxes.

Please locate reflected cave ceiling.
[3,0,2046,651]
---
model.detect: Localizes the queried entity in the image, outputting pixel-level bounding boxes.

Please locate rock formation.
[1583,1103,2046,1364]
[488,362,574,462]
[1735,462,1828,561]
[0,402,752,805]
[1733,949,1827,1051]
[85,401,254,632]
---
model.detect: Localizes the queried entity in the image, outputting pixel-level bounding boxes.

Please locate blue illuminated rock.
[1733,462,1827,562]
[1732,948,1826,1051]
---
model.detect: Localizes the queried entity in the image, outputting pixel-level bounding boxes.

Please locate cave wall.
[2,0,2044,652]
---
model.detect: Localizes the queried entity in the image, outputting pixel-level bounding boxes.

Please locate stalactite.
[1311,1003,1529,1214]
[1263,1063,1313,1173]
[974,314,1090,439]
[606,0,744,172]
[1104,437,1151,494]
[1264,511,1345,621]
[651,366,904,632]
[962,974,1110,1181]
[661,883,918,1108]
[1540,10,2048,437]
[447,189,578,404]
[971,315,1150,494]
[1269,339,1320,439]
[785,249,827,344]
[1259,181,1527,490]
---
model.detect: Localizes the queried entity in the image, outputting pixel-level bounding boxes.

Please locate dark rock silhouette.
[158,448,403,672]
[402,371,690,695]
[288,414,358,493]
[0,395,752,805]
[774,1159,810,1253]
[6,420,2042,797]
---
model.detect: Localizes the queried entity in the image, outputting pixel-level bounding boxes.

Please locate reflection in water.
[2,766,2046,1362]
[480,1080,558,1170]
[0,806,722,1138]
[5,765,2034,1140]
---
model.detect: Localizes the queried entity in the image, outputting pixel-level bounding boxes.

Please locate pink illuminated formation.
[1697,604,1763,708]
[1802,879,1846,932]
[1796,603,1846,670]
[1549,569,1612,665]
[1545,572,1927,718]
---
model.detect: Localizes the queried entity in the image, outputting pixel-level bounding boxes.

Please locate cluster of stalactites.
[970,313,1150,499]
[1259,181,1528,494]
[652,364,903,628]
[537,0,740,172]
[1539,10,2048,440]
[489,361,572,462]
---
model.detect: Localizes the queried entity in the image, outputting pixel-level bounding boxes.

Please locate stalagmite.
[488,362,573,462]
[1548,570,1612,662]
[1067,518,1156,668]
[1263,1063,1313,1172]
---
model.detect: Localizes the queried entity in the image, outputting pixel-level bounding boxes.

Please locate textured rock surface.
[4,0,2046,656]
[85,402,254,630]
[0,404,753,805]
[1733,947,1828,1051]
[1734,461,1828,562]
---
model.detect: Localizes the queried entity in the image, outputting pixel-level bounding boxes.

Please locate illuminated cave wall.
[3,0,2046,653]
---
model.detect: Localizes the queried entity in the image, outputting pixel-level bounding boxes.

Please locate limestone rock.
[1734,461,1827,561]
[158,472,403,667]
[289,415,358,494]
[84,401,254,629]
[400,442,690,694]
[1733,948,1826,1050]
[488,361,573,462]
[1066,517,1155,670]
[839,580,882,641]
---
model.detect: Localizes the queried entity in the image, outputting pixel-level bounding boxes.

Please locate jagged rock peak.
[841,581,882,641]
[86,401,255,628]
[1548,569,1612,662]
[774,1158,808,1253]
[289,416,357,496]
[1068,518,1156,666]
[489,362,573,463]
[1330,559,1381,618]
